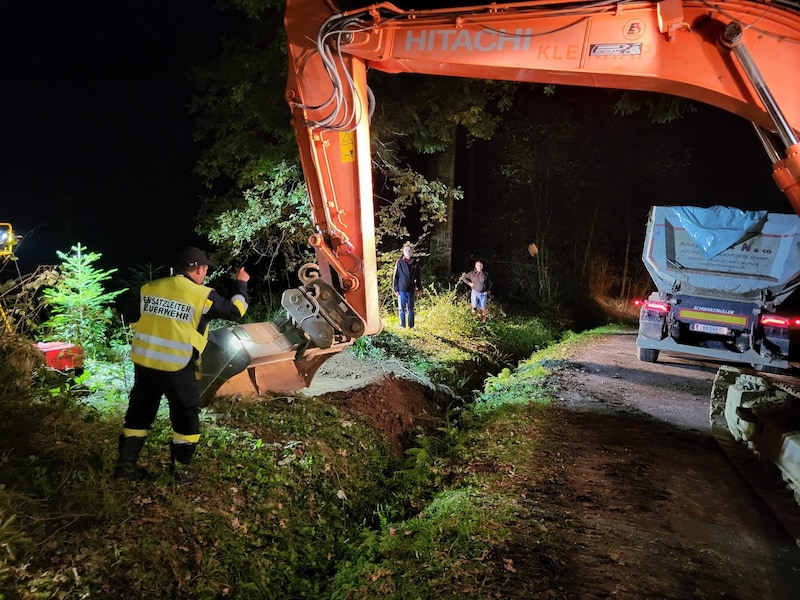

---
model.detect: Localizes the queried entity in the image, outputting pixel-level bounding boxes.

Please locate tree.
[461,86,695,317]
[370,74,516,278]
[188,1,318,298]
[373,160,456,248]
[188,0,294,191]
[198,161,314,296]
[190,0,478,292]
[40,244,126,359]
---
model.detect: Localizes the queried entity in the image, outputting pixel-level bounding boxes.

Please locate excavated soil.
[307,334,800,599]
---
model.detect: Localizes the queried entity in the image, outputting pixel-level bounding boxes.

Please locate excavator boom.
[199,0,800,403]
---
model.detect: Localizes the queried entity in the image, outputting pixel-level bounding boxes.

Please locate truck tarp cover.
[672,205,767,260]
[643,205,800,302]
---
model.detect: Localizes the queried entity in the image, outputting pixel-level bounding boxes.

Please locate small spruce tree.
[41,243,127,359]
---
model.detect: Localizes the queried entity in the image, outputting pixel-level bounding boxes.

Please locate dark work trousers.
[124,362,201,437]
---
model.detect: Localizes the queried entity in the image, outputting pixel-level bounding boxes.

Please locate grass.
[0,296,629,599]
[374,288,558,395]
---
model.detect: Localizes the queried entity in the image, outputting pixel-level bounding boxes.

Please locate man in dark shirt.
[391,244,422,328]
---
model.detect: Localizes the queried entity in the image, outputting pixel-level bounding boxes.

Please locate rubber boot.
[170,442,199,485]
[114,434,147,480]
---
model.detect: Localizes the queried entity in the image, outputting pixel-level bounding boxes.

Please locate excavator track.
[710,366,800,545]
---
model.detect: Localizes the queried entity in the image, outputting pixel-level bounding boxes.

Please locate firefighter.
[114,247,250,483]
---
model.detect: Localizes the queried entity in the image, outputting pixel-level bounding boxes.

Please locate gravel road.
[536,330,800,599]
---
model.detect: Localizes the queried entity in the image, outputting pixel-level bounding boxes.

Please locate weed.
[350,336,386,361]
[80,356,134,410]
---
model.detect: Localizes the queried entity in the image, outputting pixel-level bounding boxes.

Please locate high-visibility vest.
[130,276,213,371]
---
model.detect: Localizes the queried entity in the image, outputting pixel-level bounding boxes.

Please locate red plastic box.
[35,342,84,371]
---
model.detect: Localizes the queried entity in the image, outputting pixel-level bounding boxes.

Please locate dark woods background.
[445,86,786,324]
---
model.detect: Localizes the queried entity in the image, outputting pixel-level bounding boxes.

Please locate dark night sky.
[0,1,226,275]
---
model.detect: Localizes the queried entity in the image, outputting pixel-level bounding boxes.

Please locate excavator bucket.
[196,317,308,406]
[196,326,259,404]
[196,278,362,406]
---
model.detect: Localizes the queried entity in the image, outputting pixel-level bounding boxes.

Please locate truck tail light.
[760,315,800,328]
[640,300,670,314]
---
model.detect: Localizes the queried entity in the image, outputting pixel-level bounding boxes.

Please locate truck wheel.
[637,347,659,363]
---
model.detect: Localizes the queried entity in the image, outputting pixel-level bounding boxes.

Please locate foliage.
[474,324,626,414]
[185,0,748,342]
[370,75,517,276]
[0,265,60,337]
[40,243,127,359]
[473,86,687,319]
[0,329,124,599]
[80,356,134,410]
[218,0,286,18]
[198,161,314,289]
[613,91,698,124]
[329,487,515,598]
[370,75,516,155]
[371,287,558,396]
[488,314,558,361]
[188,0,308,291]
[374,160,462,248]
[115,262,170,310]
[188,1,294,190]
[187,8,514,282]
[350,335,388,363]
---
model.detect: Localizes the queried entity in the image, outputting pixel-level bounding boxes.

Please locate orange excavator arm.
[198,0,800,402]
[285,0,800,207]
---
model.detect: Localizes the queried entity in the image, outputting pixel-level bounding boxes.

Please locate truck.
[636,205,800,372]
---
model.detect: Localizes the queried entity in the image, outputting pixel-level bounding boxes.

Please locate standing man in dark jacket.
[392,244,422,328]
[114,247,250,483]
[461,260,492,324]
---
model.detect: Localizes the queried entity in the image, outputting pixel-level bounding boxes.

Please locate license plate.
[690,323,729,335]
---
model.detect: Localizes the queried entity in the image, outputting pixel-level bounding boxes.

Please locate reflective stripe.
[131,345,191,366]
[232,293,248,316]
[677,308,748,327]
[123,428,148,438]
[133,331,193,352]
[173,432,201,444]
